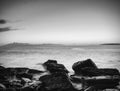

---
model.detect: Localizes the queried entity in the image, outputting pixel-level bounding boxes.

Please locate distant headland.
[101,43,120,45]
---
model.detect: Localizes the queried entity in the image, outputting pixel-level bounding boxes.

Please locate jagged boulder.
[28,69,43,74]
[72,59,120,76]
[0,66,6,81]
[80,67,120,76]
[44,59,57,65]
[72,59,98,75]
[0,65,5,70]
[16,73,33,80]
[43,60,69,73]
[8,67,29,74]
[0,83,6,90]
[39,72,76,91]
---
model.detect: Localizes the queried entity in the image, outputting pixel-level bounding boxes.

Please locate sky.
[0,0,120,45]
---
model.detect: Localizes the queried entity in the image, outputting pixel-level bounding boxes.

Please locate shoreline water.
[0,44,120,72]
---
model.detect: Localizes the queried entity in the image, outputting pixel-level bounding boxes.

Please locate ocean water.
[0,44,120,72]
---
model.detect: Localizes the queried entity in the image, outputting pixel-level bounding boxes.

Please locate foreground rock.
[79,67,120,76]
[0,58,120,91]
[72,59,120,90]
[0,65,44,91]
[40,60,77,91]
[72,59,120,76]
[39,72,76,91]
[0,60,76,91]
[72,59,98,75]
[43,59,69,73]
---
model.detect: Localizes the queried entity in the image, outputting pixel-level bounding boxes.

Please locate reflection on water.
[0,45,120,71]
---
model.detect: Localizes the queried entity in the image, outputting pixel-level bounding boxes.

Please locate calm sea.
[0,44,120,71]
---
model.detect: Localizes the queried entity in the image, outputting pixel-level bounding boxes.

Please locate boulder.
[28,69,43,74]
[80,67,120,76]
[43,59,57,65]
[7,67,29,74]
[72,59,98,75]
[39,72,76,91]
[43,60,69,73]
[0,83,6,90]
[21,87,34,91]
[0,65,5,70]
[0,67,15,82]
[16,73,33,80]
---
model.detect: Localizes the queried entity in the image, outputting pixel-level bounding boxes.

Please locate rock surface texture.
[0,59,120,91]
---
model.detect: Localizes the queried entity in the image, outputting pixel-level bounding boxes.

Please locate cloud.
[0,27,17,32]
[0,19,7,24]
[0,27,11,32]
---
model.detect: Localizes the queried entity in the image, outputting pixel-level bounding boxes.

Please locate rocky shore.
[0,59,120,91]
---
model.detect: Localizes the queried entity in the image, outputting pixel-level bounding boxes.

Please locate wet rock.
[80,67,120,76]
[28,69,44,74]
[72,59,98,75]
[6,88,16,91]
[43,60,69,73]
[21,87,34,91]
[0,65,5,70]
[7,67,29,74]
[0,83,6,90]
[0,68,15,82]
[16,73,33,80]
[44,59,58,65]
[0,66,6,80]
[39,72,76,91]
[21,78,31,84]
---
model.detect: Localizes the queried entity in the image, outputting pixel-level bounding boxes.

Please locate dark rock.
[71,75,120,90]
[80,67,120,76]
[28,69,43,74]
[43,60,69,73]
[39,72,76,91]
[21,87,34,91]
[6,88,16,91]
[86,78,119,88]
[0,68,15,82]
[72,59,98,75]
[44,59,57,65]
[7,67,29,74]
[0,65,5,70]
[16,73,33,79]
[0,83,6,90]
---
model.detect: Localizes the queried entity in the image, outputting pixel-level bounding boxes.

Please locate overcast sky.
[0,0,120,45]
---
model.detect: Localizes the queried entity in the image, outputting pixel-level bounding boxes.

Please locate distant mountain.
[0,42,30,47]
[101,43,120,45]
[0,42,66,49]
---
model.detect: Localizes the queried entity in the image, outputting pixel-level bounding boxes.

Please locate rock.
[7,67,29,74]
[43,60,69,73]
[72,59,98,75]
[21,87,34,91]
[28,69,43,74]
[21,78,31,83]
[6,88,16,91]
[4,68,16,77]
[0,65,5,70]
[16,73,33,80]
[44,59,58,65]
[71,75,120,90]
[0,67,15,82]
[80,67,120,76]
[0,83,6,89]
[39,72,76,91]
[85,76,120,90]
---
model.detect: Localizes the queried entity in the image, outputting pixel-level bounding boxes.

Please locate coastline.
[0,59,120,91]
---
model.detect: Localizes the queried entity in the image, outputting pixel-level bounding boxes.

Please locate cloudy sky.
[0,0,120,45]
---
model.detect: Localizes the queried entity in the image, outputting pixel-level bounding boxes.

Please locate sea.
[0,44,120,72]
